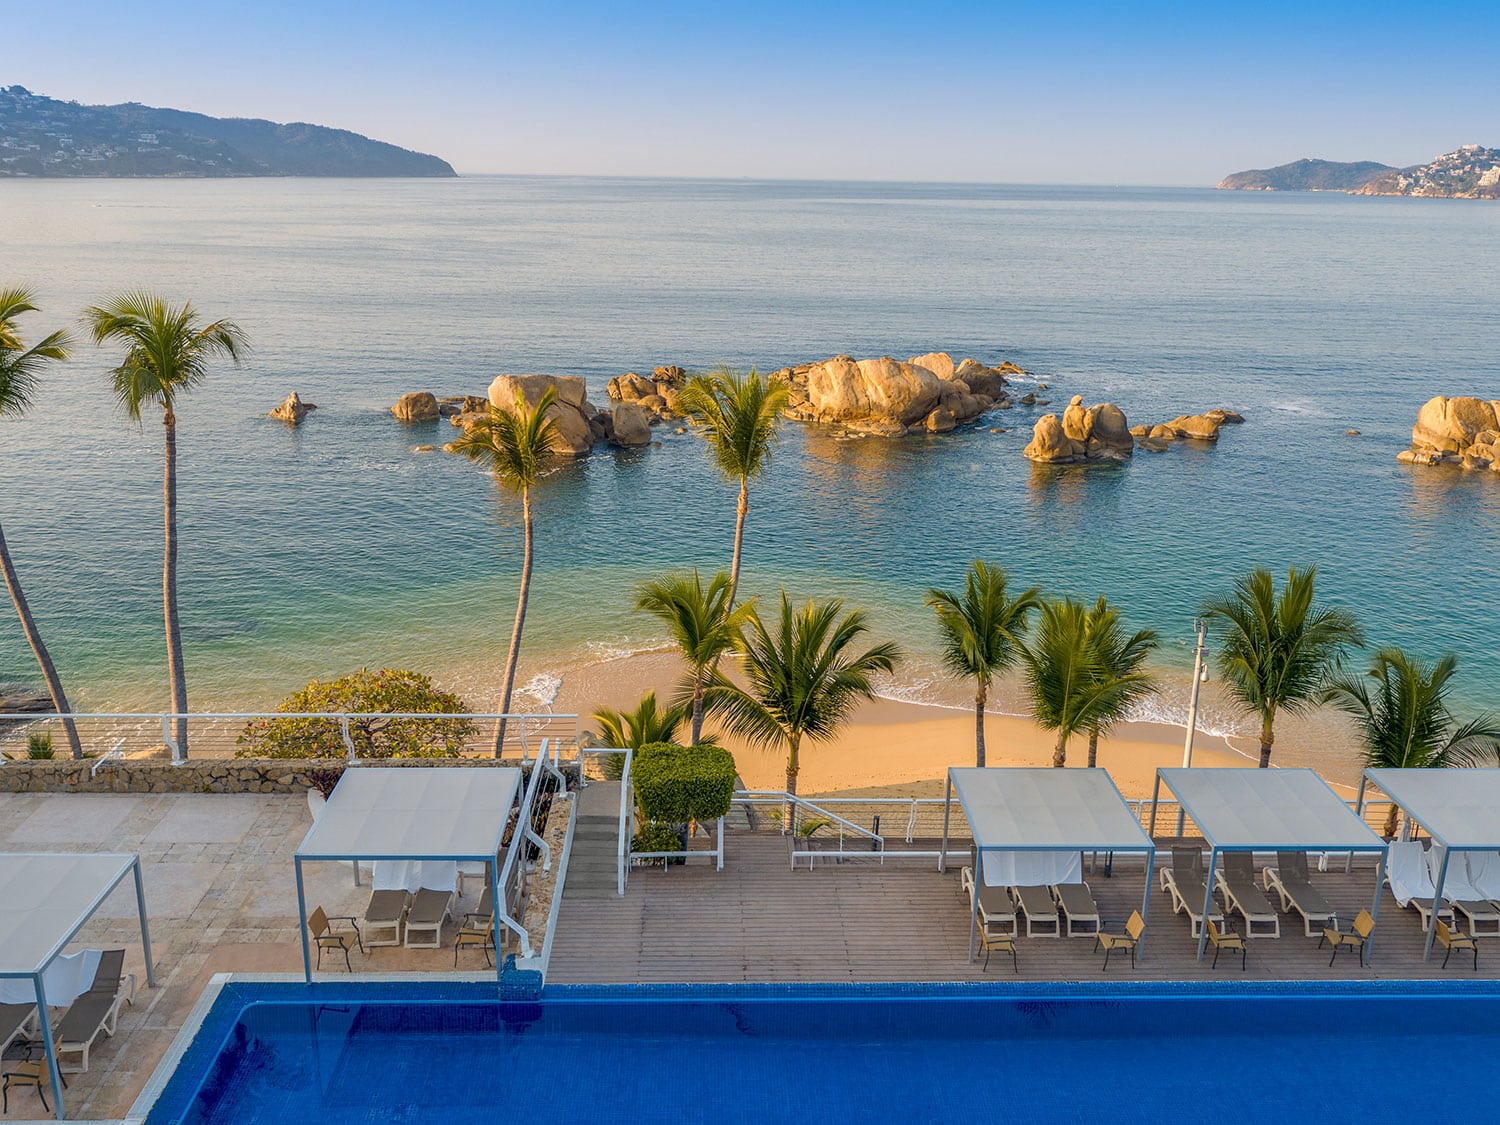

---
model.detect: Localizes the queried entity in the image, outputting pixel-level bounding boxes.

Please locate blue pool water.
[146,981,1500,1124]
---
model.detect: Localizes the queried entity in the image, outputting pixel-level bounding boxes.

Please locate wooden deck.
[548,833,1500,983]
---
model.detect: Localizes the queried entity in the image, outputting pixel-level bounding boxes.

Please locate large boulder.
[1164,413,1222,441]
[1022,414,1085,463]
[391,392,439,424]
[909,351,956,381]
[611,402,652,447]
[488,374,596,457]
[607,372,657,402]
[1405,396,1500,471]
[1028,397,1133,462]
[778,355,944,435]
[270,391,316,425]
[953,358,1010,398]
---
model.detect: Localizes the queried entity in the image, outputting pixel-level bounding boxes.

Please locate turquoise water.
[1,177,1497,720]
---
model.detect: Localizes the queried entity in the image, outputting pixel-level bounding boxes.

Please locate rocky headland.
[1398,395,1500,471]
[1218,145,1499,200]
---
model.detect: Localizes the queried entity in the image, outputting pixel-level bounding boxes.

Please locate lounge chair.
[1160,847,1224,937]
[960,867,1018,938]
[1385,840,1454,932]
[404,887,454,949]
[1010,885,1061,938]
[1263,851,1337,937]
[977,927,1018,973]
[363,890,409,947]
[1051,882,1101,937]
[308,907,363,971]
[1094,911,1145,970]
[1464,849,1500,904]
[1206,920,1247,970]
[54,950,128,1074]
[0,1003,35,1059]
[1436,919,1479,970]
[1319,908,1374,967]
[1216,853,1280,938]
[1427,845,1500,936]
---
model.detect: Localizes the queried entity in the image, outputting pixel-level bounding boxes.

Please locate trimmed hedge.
[633,742,736,824]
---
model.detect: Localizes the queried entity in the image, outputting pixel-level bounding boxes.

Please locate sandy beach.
[547,648,1368,800]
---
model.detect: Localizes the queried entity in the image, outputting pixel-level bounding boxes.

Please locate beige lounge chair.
[1094,911,1145,970]
[1010,885,1061,938]
[1386,840,1454,932]
[1263,851,1337,937]
[1319,908,1374,967]
[1216,853,1280,938]
[1160,847,1224,937]
[363,890,409,947]
[404,888,454,949]
[960,866,1018,938]
[1206,920,1247,970]
[1051,882,1101,937]
[55,950,128,1074]
[1426,845,1500,937]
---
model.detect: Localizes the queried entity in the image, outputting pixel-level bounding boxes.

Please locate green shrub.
[632,742,736,824]
[631,820,683,855]
[26,732,54,760]
[235,668,476,759]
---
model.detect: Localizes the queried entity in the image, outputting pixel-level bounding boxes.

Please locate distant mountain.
[1353,145,1500,199]
[1216,158,1394,192]
[0,85,455,178]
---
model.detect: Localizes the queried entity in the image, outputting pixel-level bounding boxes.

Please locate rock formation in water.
[774,351,1016,436]
[391,391,440,423]
[269,391,316,425]
[1023,396,1133,463]
[485,374,600,458]
[1398,395,1500,471]
[605,365,686,422]
[1128,408,1244,450]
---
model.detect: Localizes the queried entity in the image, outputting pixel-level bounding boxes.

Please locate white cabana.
[1359,768,1500,962]
[940,768,1156,961]
[1150,768,1388,961]
[0,853,156,1120]
[293,767,526,982]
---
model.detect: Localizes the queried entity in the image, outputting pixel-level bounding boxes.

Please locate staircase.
[563,781,623,899]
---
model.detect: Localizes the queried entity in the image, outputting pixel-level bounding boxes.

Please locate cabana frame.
[940,768,1156,963]
[1150,768,1388,963]
[293,763,557,984]
[0,853,156,1121]
[1358,768,1500,963]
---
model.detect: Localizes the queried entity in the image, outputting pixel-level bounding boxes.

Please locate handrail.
[89,740,126,778]
[617,749,634,896]
[495,740,560,959]
[735,790,882,843]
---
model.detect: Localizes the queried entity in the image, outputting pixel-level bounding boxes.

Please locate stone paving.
[0,789,566,1121]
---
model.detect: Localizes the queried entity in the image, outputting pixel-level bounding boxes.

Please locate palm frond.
[635,568,751,677]
[448,388,559,493]
[677,367,789,482]
[926,559,1042,686]
[0,288,72,417]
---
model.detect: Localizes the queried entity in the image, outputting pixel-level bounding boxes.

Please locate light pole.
[1175,619,1209,835]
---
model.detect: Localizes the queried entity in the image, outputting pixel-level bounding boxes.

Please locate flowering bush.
[236,668,477,759]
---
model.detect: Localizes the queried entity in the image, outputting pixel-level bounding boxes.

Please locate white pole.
[1176,620,1208,836]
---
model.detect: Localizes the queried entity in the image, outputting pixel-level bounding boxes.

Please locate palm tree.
[1082,596,1159,768]
[705,592,900,826]
[1201,565,1363,769]
[1022,597,1153,768]
[1325,648,1500,836]
[676,367,789,607]
[593,690,693,751]
[0,287,83,758]
[87,292,247,759]
[635,569,754,744]
[926,561,1041,767]
[448,387,558,756]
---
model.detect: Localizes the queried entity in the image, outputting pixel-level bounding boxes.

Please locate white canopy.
[941,768,1156,962]
[1361,768,1500,849]
[295,766,522,861]
[0,852,155,1120]
[1153,768,1385,851]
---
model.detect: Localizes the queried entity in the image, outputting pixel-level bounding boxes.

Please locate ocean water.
[1,176,1497,726]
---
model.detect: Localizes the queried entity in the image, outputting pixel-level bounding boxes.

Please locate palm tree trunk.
[0,520,83,759]
[1052,731,1068,768]
[1087,726,1099,769]
[1258,716,1274,769]
[974,681,987,768]
[690,678,704,746]
[727,477,749,608]
[1383,803,1400,840]
[493,487,534,757]
[162,411,188,758]
[782,733,800,833]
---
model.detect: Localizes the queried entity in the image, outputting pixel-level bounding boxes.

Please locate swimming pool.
[142,980,1500,1124]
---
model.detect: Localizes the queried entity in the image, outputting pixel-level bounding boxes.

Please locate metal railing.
[0,711,581,764]
[496,738,568,959]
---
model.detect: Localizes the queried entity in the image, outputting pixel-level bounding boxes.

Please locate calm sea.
[2,176,1497,730]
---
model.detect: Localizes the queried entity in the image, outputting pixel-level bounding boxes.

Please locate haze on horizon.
[6,0,1497,185]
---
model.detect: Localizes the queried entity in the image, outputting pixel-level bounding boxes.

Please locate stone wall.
[0,757,575,795]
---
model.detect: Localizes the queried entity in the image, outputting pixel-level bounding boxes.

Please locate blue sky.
[7,1,1497,182]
